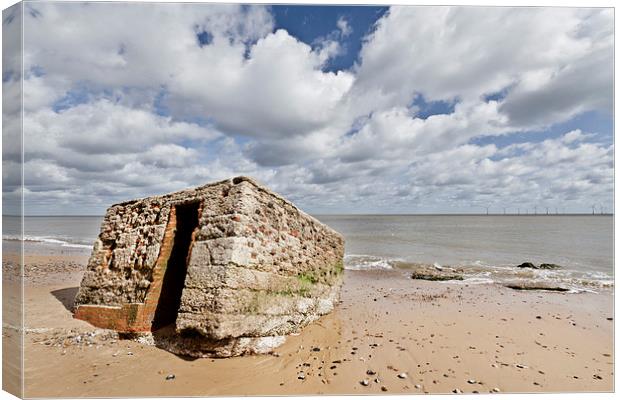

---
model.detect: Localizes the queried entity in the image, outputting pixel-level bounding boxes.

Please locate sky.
[2,3,614,215]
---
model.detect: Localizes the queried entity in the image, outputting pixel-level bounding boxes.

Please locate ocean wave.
[346,254,613,293]
[344,254,398,270]
[2,234,92,249]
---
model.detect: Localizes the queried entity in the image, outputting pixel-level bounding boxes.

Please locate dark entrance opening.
[152,202,200,331]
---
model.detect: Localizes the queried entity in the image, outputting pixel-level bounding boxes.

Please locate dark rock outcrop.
[516,262,561,270]
[410,265,464,281]
[504,283,569,292]
[538,263,561,270]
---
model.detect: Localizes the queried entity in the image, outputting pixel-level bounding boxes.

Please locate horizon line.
[4,213,615,217]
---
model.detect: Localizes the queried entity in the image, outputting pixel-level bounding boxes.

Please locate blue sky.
[2,3,614,215]
[272,5,388,71]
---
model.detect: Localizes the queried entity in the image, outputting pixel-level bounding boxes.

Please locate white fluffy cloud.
[23,2,354,139]
[355,7,612,126]
[5,4,613,214]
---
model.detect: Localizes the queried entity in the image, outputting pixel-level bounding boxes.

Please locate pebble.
[453,388,462,393]
[414,384,421,389]
[492,388,500,392]
[165,374,175,381]
[297,373,306,380]
[381,386,388,392]
[397,372,408,379]
[312,347,321,352]
[593,374,603,380]
[360,379,370,386]
[366,369,376,375]
[516,364,528,369]
[467,379,477,384]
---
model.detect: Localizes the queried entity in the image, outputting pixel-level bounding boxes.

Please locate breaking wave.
[345,254,613,293]
[3,234,92,249]
[344,254,399,271]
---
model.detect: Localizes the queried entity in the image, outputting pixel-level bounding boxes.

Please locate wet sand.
[10,252,615,397]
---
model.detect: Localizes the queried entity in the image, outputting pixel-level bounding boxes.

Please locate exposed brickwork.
[74,206,179,332]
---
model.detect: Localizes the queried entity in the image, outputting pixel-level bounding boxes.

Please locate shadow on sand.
[50,287,79,312]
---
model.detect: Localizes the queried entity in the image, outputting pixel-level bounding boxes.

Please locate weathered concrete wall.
[74,177,344,357]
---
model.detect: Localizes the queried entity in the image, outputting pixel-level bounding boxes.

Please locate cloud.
[404,132,613,210]
[337,17,352,37]
[354,7,613,128]
[24,3,354,140]
[10,4,614,214]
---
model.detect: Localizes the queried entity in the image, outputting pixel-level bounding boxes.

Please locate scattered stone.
[467,379,477,384]
[593,374,603,380]
[312,347,321,352]
[516,364,528,369]
[536,316,542,319]
[381,386,388,392]
[366,369,376,376]
[414,384,421,389]
[397,372,408,379]
[360,379,370,386]
[453,388,462,393]
[165,374,175,381]
[297,373,306,380]
[492,388,501,393]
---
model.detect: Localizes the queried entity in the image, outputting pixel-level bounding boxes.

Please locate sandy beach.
[7,250,613,397]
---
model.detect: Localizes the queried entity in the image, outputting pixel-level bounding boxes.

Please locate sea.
[2,214,614,293]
